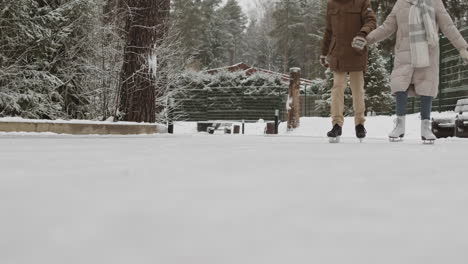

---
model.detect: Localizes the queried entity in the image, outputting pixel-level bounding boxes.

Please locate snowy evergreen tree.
[220,0,247,65]
[239,18,260,66]
[270,0,304,74]
[197,0,229,68]
[314,69,335,117]
[304,0,328,79]
[315,45,393,116]
[0,0,99,119]
[93,0,128,120]
[239,0,327,78]
[171,0,204,66]
[171,0,246,69]
[171,70,287,120]
[364,45,393,115]
[239,4,279,72]
[5,0,458,121]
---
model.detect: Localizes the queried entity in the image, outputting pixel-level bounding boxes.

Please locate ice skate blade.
[389,137,404,142]
[328,137,340,143]
[421,137,435,144]
[358,138,364,143]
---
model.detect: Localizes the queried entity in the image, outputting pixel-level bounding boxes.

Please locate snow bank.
[0,117,161,126]
[2,112,462,139]
[174,112,461,140]
[280,114,408,139]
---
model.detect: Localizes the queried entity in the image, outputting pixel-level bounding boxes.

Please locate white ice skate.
[421,119,436,144]
[329,137,341,143]
[389,116,405,142]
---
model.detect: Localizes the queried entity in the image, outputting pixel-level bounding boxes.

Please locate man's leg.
[331,72,347,127]
[349,71,366,125]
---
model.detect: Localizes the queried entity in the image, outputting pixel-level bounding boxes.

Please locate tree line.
[1,0,466,122]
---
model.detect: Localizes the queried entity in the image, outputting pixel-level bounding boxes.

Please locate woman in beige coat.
[365,0,468,143]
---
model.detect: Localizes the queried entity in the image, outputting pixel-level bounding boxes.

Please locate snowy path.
[1,134,468,264]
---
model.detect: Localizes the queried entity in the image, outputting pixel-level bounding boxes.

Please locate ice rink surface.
[1,133,468,264]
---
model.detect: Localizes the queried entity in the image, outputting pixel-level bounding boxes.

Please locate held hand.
[320,55,329,68]
[352,36,368,51]
[460,49,468,65]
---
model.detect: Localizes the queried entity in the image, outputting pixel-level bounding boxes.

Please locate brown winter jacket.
[321,0,377,72]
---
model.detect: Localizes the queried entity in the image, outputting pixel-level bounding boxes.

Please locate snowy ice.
[1,114,468,264]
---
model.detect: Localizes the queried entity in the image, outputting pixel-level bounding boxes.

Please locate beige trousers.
[331,71,366,126]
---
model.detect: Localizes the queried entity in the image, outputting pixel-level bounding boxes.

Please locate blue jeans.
[395,91,432,120]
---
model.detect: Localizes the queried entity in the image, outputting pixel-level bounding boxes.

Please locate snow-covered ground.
[1,114,468,264]
[0,116,156,126]
[175,112,459,140]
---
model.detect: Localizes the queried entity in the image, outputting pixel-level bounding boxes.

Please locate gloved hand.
[460,48,468,65]
[320,55,329,68]
[352,36,368,51]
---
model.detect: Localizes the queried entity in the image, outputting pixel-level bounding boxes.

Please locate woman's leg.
[420,96,433,120]
[389,91,408,140]
[395,91,408,116]
[420,96,436,142]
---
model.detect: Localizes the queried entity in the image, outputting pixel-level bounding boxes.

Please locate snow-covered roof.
[204,63,314,85]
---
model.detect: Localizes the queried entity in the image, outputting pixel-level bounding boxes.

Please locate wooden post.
[287,67,301,130]
[274,109,279,134]
[265,122,277,134]
[167,97,174,134]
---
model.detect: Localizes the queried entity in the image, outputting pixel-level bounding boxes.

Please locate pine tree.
[270,0,304,73]
[0,0,99,119]
[305,0,328,79]
[258,0,327,78]
[171,0,204,63]
[197,1,229,68]
[172,0,239,69]
[220,0,247,65]
[118,0,170,123]
[442,0,468,26]
[93,0,127,120]
[239,3,279,72]
[314,69,337,117]
[364,45,393,115]
[315,45,393,116]
[239,18,259,66]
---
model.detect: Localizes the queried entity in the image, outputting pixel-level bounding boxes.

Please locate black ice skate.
[355,124,367,143]
[327,124,342,143]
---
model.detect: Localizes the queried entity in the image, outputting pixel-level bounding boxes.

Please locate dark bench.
[197,121,241,134]
[455,99,468,137]
[432,99,468,138]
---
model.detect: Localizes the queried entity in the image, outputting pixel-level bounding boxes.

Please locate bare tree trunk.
[287,67,301,130]
[118,0,170,123]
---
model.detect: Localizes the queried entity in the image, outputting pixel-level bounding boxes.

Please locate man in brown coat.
[320,0,376,142]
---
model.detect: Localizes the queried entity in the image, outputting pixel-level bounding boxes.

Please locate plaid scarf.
[407,0,438,68]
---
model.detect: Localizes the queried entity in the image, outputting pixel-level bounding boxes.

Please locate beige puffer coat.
[367,0,468,97]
